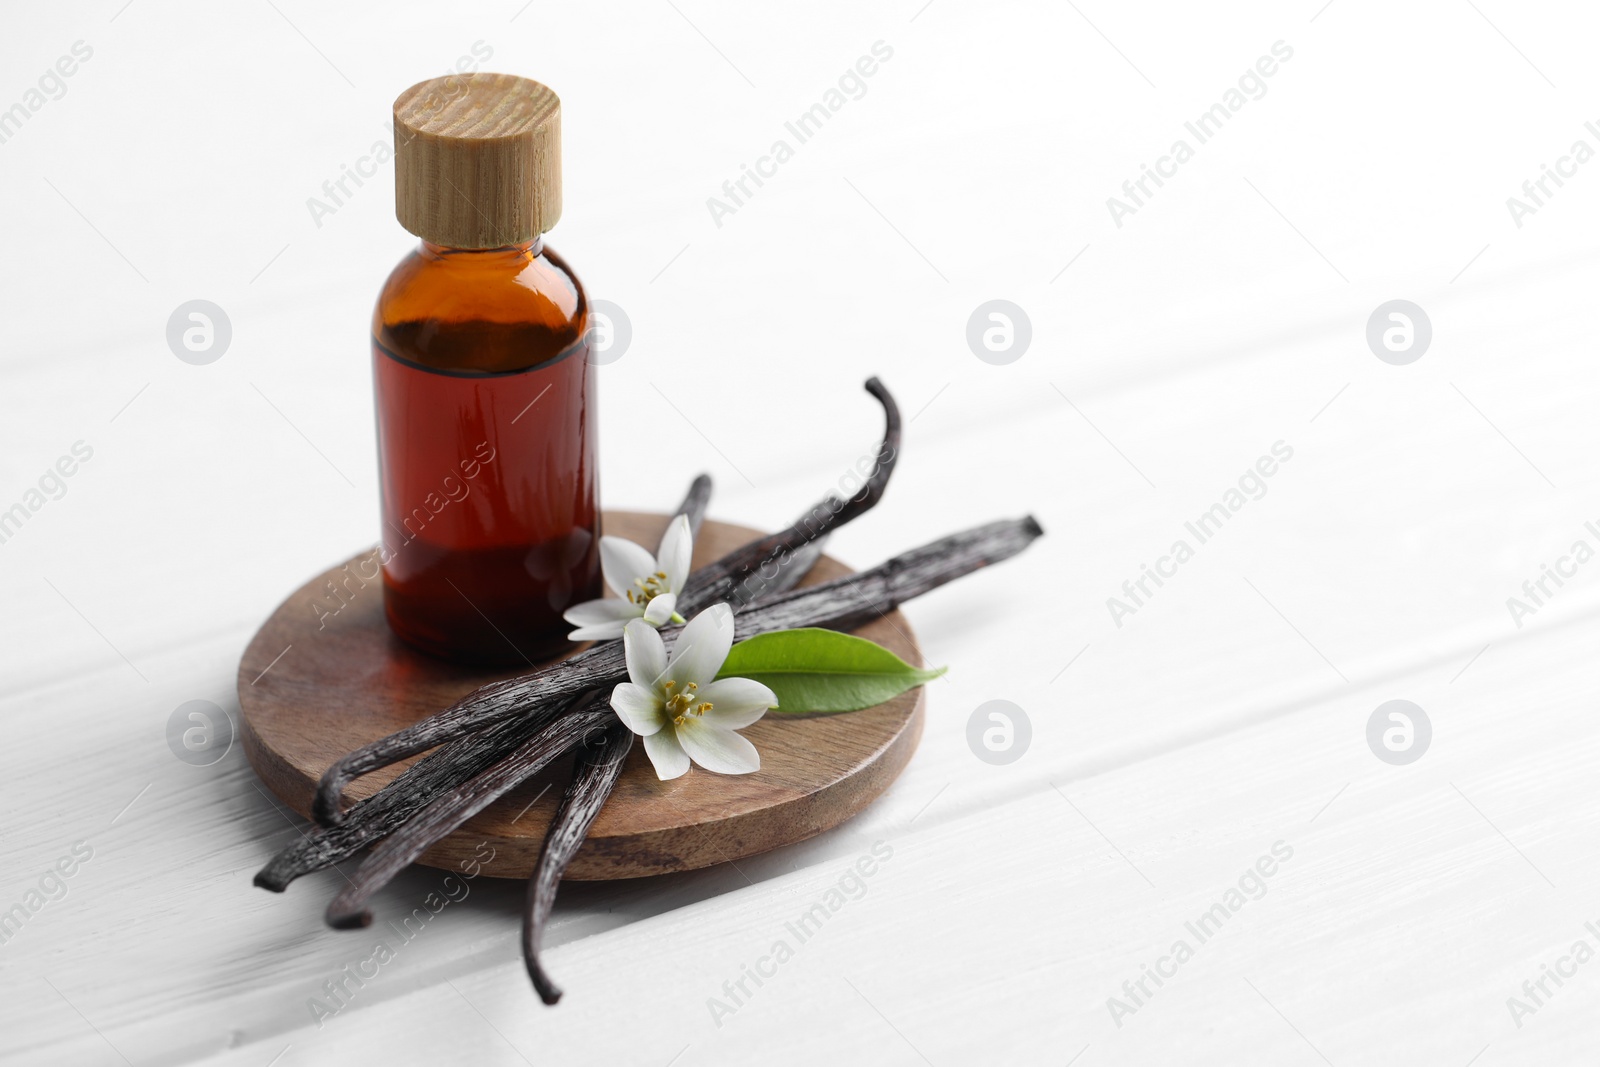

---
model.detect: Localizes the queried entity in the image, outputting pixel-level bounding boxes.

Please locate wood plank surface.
[3,1,1598,1065]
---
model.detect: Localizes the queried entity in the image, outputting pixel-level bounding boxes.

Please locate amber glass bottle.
[374,74,599,665]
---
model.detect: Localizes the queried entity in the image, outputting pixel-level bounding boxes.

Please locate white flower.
[563,515,693,641]
[609,605,777,780]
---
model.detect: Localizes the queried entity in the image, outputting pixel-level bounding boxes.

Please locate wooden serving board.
[237,511,925,880]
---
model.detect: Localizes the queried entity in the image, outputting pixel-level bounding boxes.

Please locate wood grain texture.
[237,511,925,880]
[393,72,561,246]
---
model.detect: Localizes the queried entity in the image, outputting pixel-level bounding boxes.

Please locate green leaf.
[715,628,946,715]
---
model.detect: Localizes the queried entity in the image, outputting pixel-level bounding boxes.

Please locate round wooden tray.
[237,511,925,880]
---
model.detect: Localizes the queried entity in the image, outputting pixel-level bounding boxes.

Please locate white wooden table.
[4,1,1598,1063]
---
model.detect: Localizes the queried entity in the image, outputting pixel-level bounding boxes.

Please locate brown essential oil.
[373,74,598,664]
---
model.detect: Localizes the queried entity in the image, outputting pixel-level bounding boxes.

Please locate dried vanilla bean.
[324,704,615,929]
[314,382,898,821]
[320,525,909,926]
[726,533,830,605]
[256,708,558,892]
[259,517,1038,891]
[310,473,713,827]
[678,472,712,539]
[729,516,1043,638]
[522,721,632,1004]
[676,378,899,615]
[316,513,1035,826]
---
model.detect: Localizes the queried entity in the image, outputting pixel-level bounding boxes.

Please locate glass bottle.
[373,73,598,665]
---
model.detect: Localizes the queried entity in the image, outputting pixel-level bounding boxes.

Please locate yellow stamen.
[630,569,672,607]
[662,680,711,726]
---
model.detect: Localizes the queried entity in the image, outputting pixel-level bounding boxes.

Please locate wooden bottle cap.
[393,73,561,248]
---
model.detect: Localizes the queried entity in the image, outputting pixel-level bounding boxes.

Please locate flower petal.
[622,618,668,688]
[694,677,777,729]
[642,728,691,780]
[665,603,734,689]
[563,597,640,627]
[657,514,693,592]
[677,720,761,775]
[641,591,678,627]
[610,682,665,736]
[567,622,629,642]
[599,536,657,600]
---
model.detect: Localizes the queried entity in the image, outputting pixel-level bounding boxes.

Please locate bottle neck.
[420,237,543,260]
